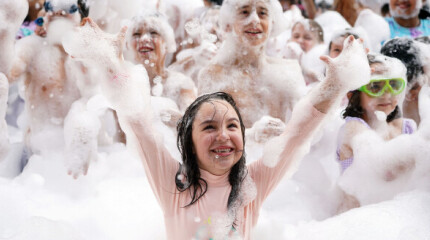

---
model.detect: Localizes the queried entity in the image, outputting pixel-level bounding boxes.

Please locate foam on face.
[390,0,423,19]
[127,11,176,54]
[219,0,286,38]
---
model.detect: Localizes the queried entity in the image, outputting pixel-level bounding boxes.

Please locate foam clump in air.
[315,10,351,45]
[354,9,390,52]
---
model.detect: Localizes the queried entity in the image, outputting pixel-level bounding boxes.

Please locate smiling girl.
[337,53,416,174]
[65,15,370,239]
[126,11,196,112]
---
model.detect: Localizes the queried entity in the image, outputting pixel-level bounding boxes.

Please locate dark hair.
[206,0,223,5]
[175,92,247,210]
[415,36,430,44]
[380,3,390,16]
[342,91,400,122]
[342,54,401,122]
[77,0,90,19]
[328,29,360,52]
[380,38,424,85]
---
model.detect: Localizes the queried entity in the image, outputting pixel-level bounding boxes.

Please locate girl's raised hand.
[320,36,370,93]
[63,18,127,70]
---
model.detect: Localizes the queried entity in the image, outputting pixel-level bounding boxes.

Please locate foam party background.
[1,0,430,239]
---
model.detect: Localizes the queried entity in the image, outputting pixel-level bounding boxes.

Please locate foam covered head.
[126,10,177,54]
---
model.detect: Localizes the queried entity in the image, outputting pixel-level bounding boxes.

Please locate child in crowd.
[290,19,324,53]
[286,19,325,85]
[381,37,429,125]
[126,11,196,114]
[386,0,430,39]
[64,15,370,238]
[336,53,416,211]
[198,0,306,143]
[328,28,361,58]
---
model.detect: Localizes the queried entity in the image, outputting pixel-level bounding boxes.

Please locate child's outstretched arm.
[249,36,370,205]
[63,18,179,205]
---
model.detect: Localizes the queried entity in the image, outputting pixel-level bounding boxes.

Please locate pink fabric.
[130,100,325,239]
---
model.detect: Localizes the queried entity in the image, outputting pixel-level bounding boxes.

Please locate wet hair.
[77,0,90,19]
[328,29,360,52]
[381,3,390,17]
[415,36,430,44]
[206,0,224,5]
[292,19,324,43]
[175,92,247,210]
[342,55,401,122]
[380,38,424,85]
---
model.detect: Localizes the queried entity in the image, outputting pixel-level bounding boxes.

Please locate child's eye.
[259,9,268,16]
[241,10,249,15]
[228,123,238,129]
[150,30,159,36]
[203,125,215,130]
[133,32,141,37]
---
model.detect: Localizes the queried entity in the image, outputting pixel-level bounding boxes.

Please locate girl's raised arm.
[249,36,371,205]
[64,18,179,205]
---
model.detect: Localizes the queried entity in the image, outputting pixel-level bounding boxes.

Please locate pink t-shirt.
[131,100,325,239]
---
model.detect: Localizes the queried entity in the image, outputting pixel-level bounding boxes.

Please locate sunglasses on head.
[358,78,406,97]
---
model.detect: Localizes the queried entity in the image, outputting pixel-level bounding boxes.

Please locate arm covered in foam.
[63,18,179,207]
[249,36,371,206]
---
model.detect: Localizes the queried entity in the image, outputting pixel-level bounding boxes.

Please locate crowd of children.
[1,0,430,239]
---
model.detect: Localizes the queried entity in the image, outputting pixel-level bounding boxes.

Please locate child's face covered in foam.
[290,23,319,52]
[360,61,406,119]
[231,0,272,46]
[130,20,166,65]
[389,0,422,19]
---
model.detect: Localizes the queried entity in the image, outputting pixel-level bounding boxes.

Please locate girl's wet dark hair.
[380,38,424,85]
[342,54,401,122]
[342,91,400,122]
[175,92,247,210]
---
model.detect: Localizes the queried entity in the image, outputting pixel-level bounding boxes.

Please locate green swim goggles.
[358,78,406,97]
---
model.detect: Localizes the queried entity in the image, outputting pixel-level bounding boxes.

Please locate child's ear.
[347,91,354,100]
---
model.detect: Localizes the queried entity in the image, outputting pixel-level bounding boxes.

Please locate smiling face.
[360,91,400,119]
[290,23,319,52]
[389,0,422,19]
[191,100,244,176]
[130,22,166,65]
[232,0,271,46]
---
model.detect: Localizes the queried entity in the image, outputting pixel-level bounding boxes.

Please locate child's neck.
[231,43,266,69]
[394,16,420,28]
